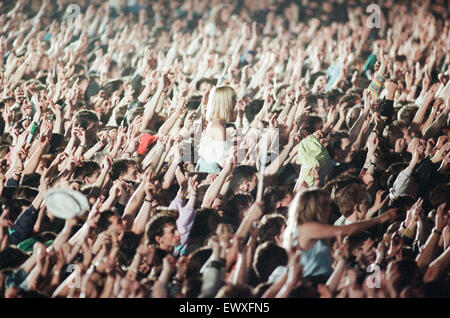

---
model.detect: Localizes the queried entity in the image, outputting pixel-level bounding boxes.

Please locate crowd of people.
[0,0,449,298]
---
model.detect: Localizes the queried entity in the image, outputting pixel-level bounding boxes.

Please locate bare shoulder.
[205,121,226,141]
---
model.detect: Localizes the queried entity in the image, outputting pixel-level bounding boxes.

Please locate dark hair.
[21,173,41,188]
[95,211,117,234]
[73,161,100,181]
[74,110,99,129]
[327,89,344,106]
[118,231,141,267]
[196,78,217,90]
[186,95,202,110]
[229,165,257,195]
[306,93,327,109]
[188,208,221,246]
[245,99,264,123]
[5,198,32,222]
[14,186,39,202]
[389,195,416,211]
[253,242,288,283]
[0,247,29,270]
[257,214,286,244]
[339,93,361,107]
[110,159,138,180]
[389,259,421,293]
[309,72,326,87]
[326,131,349,159]
[348,231,374,251]
[429,183,450,207]
[303,116,323,134]
[186,247,212,277]
[0,145,10,158]
[335,183,368,218]
[263,187,289,214]
[383,123,404,148]
[225,193,254,227]
[146,214,176,245]
[183,276,203,298]
[127,106,145,126]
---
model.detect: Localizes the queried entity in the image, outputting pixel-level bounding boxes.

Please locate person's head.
[395,120,414,145]
[383,121,405,150]
[229,165,258,195]
[118,231,141,267]
[74,110,100,141]
[388,195,416,218]
[327,131,355,163]
[386,259,420,294]
[253,242,288,283]
[36,154,55,175]
[224,193,254,228]
[429,183,450,208]
[306,94,328,114]
[110,159,140,182]
[73,161,101,184]
[263,186,292,214]
[216,284,253,298]
[291,188,332,226]
[309,72,327,94]
[146,214,180,251]
[73,75,89,93]
[335,183,370,220]
[127,106,144,126]
[186,247,212,278]
[21,173,41,188]
[340,93,361,108]
[3,199,31,223]
[257,213,286,246]
[347,231,377,266]
[96,211,125,234]
[304,116,323,134]
[0,247,29,270]
[327,89,344,107]
[244,99,264,124]
[205,86,237,122]
[397,104,418,125]
[188,208,221,247]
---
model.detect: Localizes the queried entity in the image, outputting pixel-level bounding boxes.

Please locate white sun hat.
[44,188,90,219]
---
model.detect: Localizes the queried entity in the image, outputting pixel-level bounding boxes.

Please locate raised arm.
[416,203,448,271]
[299,208,397,245]
[202,149,236,208]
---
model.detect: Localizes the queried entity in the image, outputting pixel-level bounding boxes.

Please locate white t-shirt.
[197,137,230,167]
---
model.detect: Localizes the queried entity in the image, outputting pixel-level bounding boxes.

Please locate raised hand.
[435,203,448,232]
[186,174,199,198]
[0,208,13,230]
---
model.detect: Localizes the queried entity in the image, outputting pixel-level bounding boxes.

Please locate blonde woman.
[196,86,237,174]
[280,188,397,285]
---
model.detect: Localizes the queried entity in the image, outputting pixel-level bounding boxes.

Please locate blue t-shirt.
[295,227,333,277]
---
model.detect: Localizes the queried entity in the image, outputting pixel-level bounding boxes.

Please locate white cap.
[44,188,90,219]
